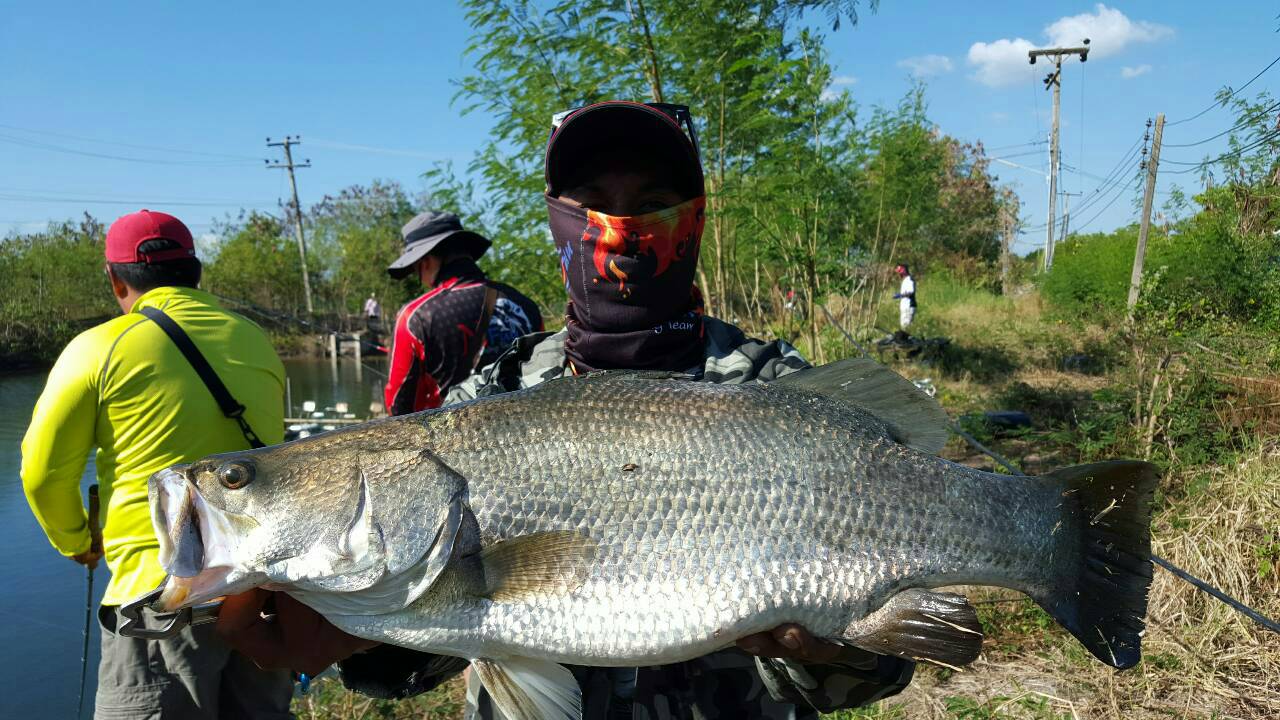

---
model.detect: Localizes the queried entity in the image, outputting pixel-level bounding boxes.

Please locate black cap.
[387,211,491,279]
[545,101,704,200]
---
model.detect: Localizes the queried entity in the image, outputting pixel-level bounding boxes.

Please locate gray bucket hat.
[387,211,491,279]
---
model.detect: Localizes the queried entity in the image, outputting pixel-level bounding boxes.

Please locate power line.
[981,140,1048,154]
[0,134,258,167]
[306,139,441,160]
[1167,53,1280,127]
[0,188,273,207]
[1162,128,1280,171]
[1057,132,1144,222]
[1165,100,1280,149]
[1071,173,1143,234]
[0,123,261,161]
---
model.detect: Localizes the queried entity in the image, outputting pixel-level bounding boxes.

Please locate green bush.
[1043,218,1265,331]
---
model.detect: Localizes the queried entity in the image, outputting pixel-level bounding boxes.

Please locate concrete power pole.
[1029,40,1090,272]
[266,136,314,314]
[1128,113,1165,316]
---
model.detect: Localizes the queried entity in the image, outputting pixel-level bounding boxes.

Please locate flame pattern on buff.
[583,197,705,299]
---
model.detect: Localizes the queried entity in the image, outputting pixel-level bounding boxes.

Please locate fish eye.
[217,461,255,490]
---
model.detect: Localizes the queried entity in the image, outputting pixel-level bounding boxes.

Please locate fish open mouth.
[150,466,257,612]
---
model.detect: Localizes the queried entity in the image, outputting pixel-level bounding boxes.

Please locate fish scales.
[334,374,1060,665]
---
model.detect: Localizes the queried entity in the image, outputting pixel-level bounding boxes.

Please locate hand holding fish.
[736,624,844,663]
[216,588,379,676]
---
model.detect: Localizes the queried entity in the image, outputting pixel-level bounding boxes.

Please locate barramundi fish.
[146,359,1155,719]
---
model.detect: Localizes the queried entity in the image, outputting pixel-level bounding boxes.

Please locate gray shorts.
[96,604,294,720]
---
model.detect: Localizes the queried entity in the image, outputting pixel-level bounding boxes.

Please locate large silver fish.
[147,359,1155,719]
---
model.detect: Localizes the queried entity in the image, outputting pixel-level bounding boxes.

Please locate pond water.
[0,358,385,718]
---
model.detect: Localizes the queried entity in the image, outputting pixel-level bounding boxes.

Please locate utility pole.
[1057,191,1082,260]
[266,136,314,314]
[1128,114,1165,316]
[1030,40,1090,272]
[1000,189,1019,296]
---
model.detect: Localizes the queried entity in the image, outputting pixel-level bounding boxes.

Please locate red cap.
[105,209,197,264]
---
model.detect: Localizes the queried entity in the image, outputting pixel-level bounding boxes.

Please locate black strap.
[139,306,265,449]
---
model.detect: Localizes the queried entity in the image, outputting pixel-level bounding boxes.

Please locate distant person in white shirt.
[363,293,382,331]
[893,263,915,332]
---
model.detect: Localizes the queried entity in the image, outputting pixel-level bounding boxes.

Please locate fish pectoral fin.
[772,357,950,454]
[471,656,582,720]
[842,589,984,669]
[481,531,597,603]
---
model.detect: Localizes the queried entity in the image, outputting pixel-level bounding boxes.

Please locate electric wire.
[1070,173,1144,234]
[0,123,261,161]
[0,192,274,208]
[1167,53,1280,127]
[0,134,259,167]
[1162,128,1280,173]
[1165,100,1280,148]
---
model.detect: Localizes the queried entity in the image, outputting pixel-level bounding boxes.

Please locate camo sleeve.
[753,652,915,711]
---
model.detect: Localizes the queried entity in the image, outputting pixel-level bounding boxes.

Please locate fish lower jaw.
[155,567,236,612]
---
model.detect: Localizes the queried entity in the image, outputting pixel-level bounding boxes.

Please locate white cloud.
[990,112,1009,122]
[1121,64,1151,79]
[967,37,1038,87]
[967,4,1172,87]
[830,75,858,86]
[897,54,954,78]
[1045,5,1172,58]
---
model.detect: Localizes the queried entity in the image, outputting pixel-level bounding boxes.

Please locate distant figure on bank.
[363,292,381,331]
[893,263,916,335]
[20,210,293,718]
[383,211,543,414]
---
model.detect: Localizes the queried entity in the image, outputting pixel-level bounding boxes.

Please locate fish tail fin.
[1031,460,1157,669]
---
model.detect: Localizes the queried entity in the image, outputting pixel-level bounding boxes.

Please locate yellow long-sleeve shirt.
[21,286,284,606]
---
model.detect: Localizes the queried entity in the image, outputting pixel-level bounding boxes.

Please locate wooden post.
[1128,113,1165,316]
[1000,189,1018,296]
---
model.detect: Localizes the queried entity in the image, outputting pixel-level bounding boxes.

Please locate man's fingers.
[736,631,789,657]
[216,589,272,635]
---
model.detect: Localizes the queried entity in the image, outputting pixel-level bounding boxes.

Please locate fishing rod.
[77,484,102,720]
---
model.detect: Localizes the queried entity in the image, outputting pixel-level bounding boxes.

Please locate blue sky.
[1,2,1276,256]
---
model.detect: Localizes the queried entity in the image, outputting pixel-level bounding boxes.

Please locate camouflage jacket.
[339,317,915,718]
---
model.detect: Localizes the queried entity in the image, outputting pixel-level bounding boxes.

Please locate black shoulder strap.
[139,306,265,448]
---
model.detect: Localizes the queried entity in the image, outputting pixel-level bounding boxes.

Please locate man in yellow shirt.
[21,209,294,719]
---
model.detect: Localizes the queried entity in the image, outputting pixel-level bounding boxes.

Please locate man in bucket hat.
[383,211,542,415]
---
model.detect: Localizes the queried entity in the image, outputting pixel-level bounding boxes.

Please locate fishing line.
[819,310,1280,637]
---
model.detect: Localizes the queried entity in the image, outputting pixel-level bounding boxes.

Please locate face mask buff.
[547,195,707,372]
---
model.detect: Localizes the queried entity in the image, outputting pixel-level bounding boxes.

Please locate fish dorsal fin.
[773,358,950,454]
[481,531,597,603]
[841,589,983,670]
[471,657,582,720]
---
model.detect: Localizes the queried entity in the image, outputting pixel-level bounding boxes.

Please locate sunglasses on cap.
[550,102,701,160]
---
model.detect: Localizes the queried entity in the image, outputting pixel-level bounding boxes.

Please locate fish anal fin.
[773,357,950,454]
[471,657,581,720]
[481,531,597,603]
[843,589,983,668]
